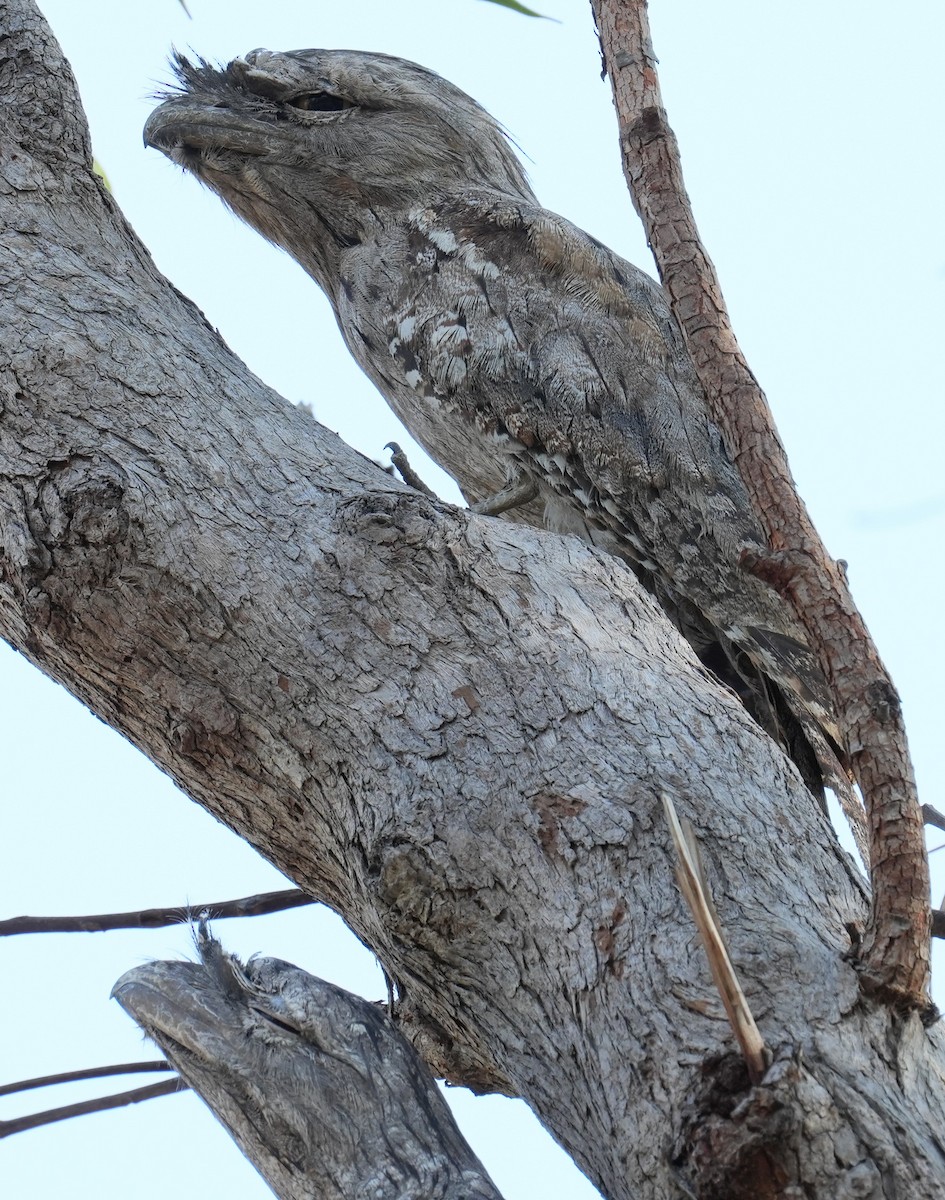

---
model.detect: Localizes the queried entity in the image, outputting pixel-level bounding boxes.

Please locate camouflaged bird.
[145,48,858,821]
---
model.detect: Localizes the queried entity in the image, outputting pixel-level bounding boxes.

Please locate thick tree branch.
[3,3,945,1196]
[113,931,504,1200]
[589,0,930,1009]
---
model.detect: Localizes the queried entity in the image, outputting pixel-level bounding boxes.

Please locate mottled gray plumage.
[144,48,854,811]
[114,930,501,1200]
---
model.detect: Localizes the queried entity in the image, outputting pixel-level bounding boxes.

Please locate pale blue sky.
[3,2,943,1196]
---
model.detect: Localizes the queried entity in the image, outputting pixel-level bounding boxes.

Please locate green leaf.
[478,0,556,19]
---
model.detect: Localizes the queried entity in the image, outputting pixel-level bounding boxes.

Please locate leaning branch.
[590,0,930,1008]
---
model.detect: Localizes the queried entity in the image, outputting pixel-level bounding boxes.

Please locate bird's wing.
[349,197,866,835]
[363,198,830,706]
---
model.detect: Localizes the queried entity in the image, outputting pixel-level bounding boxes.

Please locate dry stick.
[591,0,930,1008]
[923,804,945,834]
[0,1078,187,1139]
[0,887,312,937]
[662,794,767,1084]
[0,1061,172,1098]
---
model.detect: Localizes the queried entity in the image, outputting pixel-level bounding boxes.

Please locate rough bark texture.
[143,46,863,853]
[589,0,931,1009]
[114,932,503,1200]
[3,3,945,1197]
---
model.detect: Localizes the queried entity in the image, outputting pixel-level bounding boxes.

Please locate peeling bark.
[589,0,931,1010]
[3,2,945,1197]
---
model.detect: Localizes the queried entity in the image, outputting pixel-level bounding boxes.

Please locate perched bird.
[114,929,501,1199]
[144,48,856,820]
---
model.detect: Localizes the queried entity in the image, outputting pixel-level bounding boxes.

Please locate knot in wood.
[336,490,440,550]
[866,678,901,725]
[169,718,200,759]
[675,1048,884,1199]
[627,105,670,147]
[737,545,806,594]
[39,456,130,550]
[168,689,239,765]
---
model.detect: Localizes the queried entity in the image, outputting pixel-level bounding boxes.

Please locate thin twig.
[0,1078,187,1138]
[0,1061,172,1097]
[0,887,313,937]
[591,0,930,1009]
[662,794,767,1084]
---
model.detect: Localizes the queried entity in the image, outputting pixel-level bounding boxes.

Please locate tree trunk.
[2,3,944,1197]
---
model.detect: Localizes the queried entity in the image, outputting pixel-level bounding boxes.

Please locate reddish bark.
[590,0,930,1009]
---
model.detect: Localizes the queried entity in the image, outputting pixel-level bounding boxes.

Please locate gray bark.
[2,3,945,1198]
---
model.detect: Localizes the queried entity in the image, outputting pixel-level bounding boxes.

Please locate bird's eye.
[250,1004,299,1034]
[288,92,349,113]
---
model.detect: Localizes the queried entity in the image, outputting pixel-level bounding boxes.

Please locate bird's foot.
[385,442,437,500]
[470,472,538,517]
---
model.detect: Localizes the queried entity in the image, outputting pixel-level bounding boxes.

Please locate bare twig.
[591,0,930,1009]
[0,1061,172,1097]
[0,1078,187,1139]
[0,887,312,937]
[662,794,767,1084]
